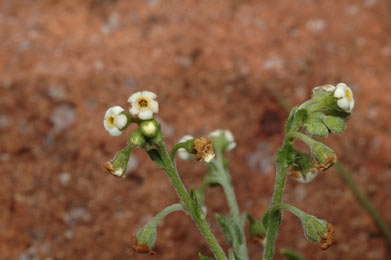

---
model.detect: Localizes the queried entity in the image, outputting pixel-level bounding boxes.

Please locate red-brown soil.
[0,0,390,259]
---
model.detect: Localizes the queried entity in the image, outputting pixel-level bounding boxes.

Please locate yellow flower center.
[107,115,116,127]
[137,98,150,110]
[345,89,353,102]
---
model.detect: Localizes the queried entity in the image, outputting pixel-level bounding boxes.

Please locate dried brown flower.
[194,136,215,163]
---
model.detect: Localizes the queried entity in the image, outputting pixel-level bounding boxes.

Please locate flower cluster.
[103,91,160,178]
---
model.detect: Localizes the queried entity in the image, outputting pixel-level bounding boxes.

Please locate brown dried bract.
[315,155,337,171]
[320,223,335,250]
[131,236,156,255]
[194,136,215,162]
[251,235,266,247]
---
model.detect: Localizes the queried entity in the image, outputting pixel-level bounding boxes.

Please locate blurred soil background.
[0,0,390,259]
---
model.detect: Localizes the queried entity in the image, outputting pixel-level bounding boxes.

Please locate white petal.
[209,129,223,137]
[113,168,123,177]
[337,98,350,112]
[103,119,111,131]
[116,114,127,129]
[150,100,159,113]
[336,82,348,89]
[179,135,194,143]
[349,99,355,112]
[109,127,122,137]
[129,106,139,116]
[104,108,112,120]
[224,130,234,143]
[334,85,346,98]
[304,169,318,183]
[111,106,124,115]
[139,110,153,120]
[128,92,142,103]
[226,142,237,151]
[142,91,157,100]
[178,149,194,160]
[203,152,215,163]
[292,174,305,183]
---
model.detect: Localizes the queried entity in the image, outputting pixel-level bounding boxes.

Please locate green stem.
[335,163,391,240]
[210,159,249,260]
[149,204,185,226]
[269,203,306,220]
[170,142,187,162]
[156,142,227,260]
[263,136,294,260]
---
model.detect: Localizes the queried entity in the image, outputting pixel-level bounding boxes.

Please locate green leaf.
[321,115,346,134]
[190,189,203,217]
[198,252,214,260]
[215,214,234,244]
[303,114,329,138]
[147,149,165,168]
[280,248,307,260]
[294,109,308,127]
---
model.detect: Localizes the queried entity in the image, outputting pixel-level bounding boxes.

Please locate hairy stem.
[149,204,185,226]
[210,157,249,260]
[263,136,293,260]
[156,142,227,260]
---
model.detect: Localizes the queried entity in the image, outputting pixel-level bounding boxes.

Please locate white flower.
[334,83,354,112]
[288,167,319,183]
[104,162,124,177]
[103,106,128,136]
[177,135,195,161]
[209,129,236,151]
[128,91,159,120]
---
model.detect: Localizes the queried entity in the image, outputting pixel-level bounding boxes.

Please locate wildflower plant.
[103,83,354,259]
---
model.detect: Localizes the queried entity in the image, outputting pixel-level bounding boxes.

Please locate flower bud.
[247,214,266,246]
[310,141,337,171]
[300,215,335,250]
[209,129,236,152]
[139,119,159,138]
[287,152,319,183]
[129,130,146,148]
[104,146,132,178]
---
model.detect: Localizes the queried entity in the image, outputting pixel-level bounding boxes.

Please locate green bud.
[290,133,337,171]
[310,141,337,171]
[134,204,184,254]
[301,215,329,244]
[321,115,346,134]
[139,119,160,137]
[287,152,319,183]
[104,145,132,178]
[129,130,146,148]
[303,113,329,138]
[136,222,157,250]
[247,214,266,245]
